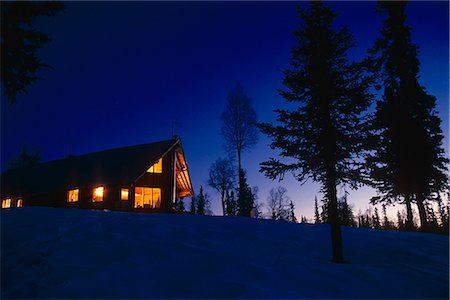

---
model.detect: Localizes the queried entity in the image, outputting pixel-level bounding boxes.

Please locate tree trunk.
[221,190,226,216]
[416,193,428,231]
[237,149,242,176]
[405,193,414,230]
[237,148,242,192]
[326,174,344,263]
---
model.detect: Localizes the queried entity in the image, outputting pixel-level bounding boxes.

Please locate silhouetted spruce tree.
[288,201,298,223]
[314,196,321,224]
[175,198,185,213]
[382,204,392,229]
[197,186,206,215]
[190,195,196,214]
[367,1,449,231]
[259,2,372,263]
[338,195,356,227]
[372,207,382,229]
[357,210,371,228]
[1,1,64,104]
[397,211,405,230]
[237,169,255,216]
[225,190,237,216]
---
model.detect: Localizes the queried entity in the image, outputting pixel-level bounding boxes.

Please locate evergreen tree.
[288,201,298,223]
[425,203,438,229]
[197,186,206,215]
[259,2,372,263]
[382,204,392,229]
[237,169,254,216]
[175,198,185,213]
[225,190,237,216]
[314,195,321,224]
[397,211,405,230]
[190,195,196,214]
[301,216,308,223]
[372,207,382,229]
[357,210,371,228]
[338,193,356,227]
[1,1,65,104]
[367,1,449,231]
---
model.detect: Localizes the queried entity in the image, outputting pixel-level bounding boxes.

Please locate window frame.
[2,199,11,208]
[121,188,129,201]
[67,188,79,203]
[92,186,104,202]
[134,187,161,209]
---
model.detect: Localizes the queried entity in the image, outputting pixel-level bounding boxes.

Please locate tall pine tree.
[367,1,449,231]
[259,2,372,262]
[237,169,254,217]
[314,195,321,224]
[197,186,206,215]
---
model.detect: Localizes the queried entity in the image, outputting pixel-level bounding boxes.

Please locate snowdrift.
[1,207,448,299]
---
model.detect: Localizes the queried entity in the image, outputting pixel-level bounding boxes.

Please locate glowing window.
[93,186,104,202]
[121,188,129,200]
[2,199,11,208]
[147,158,162,173]
[16,199,23,207]
[68,189,79,202]
[134,187,161,209]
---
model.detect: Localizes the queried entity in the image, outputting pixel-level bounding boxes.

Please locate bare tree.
[208,157,235,216]
[221,82,258,173]
[266,186,290,220]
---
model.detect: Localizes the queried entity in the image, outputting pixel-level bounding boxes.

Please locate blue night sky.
[1,1,448,219]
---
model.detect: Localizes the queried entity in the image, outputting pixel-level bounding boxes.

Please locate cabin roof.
[1,139,190,196]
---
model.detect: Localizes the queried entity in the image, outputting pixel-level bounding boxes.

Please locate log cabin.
[1,139,193,212]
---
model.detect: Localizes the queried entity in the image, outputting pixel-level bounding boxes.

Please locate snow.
[1,207,448,299]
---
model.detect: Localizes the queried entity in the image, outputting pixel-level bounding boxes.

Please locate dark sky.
[2,1,448,218]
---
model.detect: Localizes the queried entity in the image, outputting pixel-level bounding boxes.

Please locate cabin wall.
[2,147,182,214]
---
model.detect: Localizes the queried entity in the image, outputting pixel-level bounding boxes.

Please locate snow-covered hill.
[1,207,448,299]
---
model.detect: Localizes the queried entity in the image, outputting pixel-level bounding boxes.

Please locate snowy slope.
[1,207,448,299]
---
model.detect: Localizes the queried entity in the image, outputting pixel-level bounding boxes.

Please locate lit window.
[93,186,104,202]
[2,199,11,208]
[147,158,162,173]
[121,188,129,200]
[16,199,23,207]
[134,187,161,209]
[68,189,79,202]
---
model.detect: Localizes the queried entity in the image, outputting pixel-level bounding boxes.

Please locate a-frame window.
[147,158,162,173]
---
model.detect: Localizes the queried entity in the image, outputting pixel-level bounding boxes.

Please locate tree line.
[191,1,448,264]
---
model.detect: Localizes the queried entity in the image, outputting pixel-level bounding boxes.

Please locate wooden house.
[1,139,193,212]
